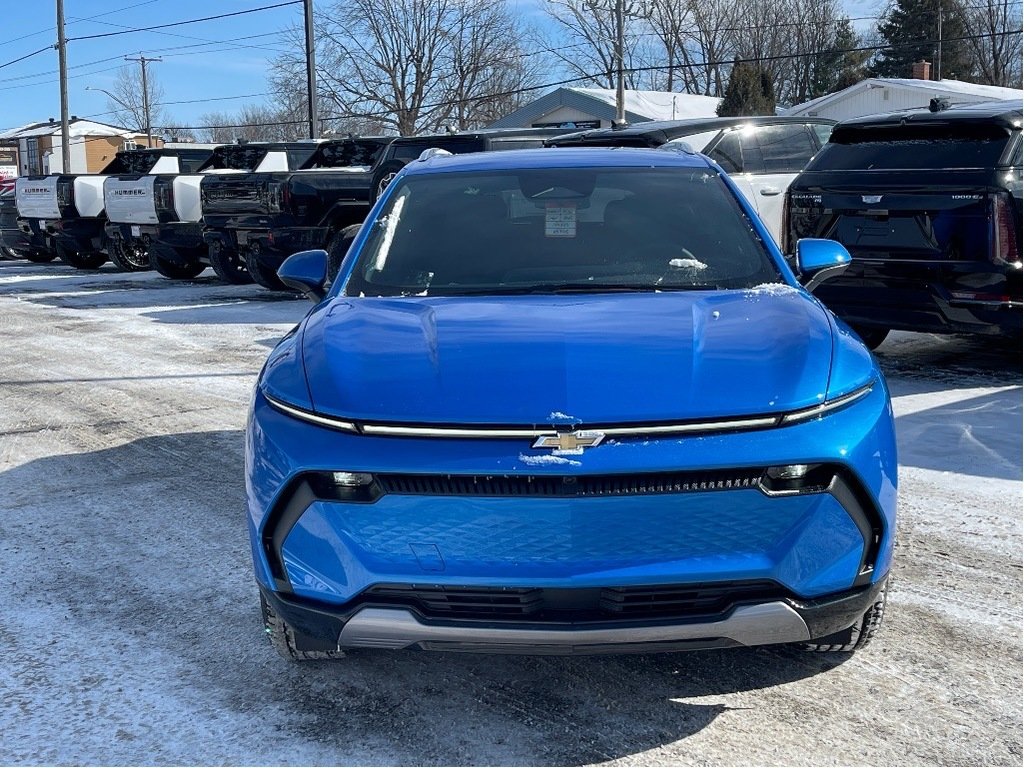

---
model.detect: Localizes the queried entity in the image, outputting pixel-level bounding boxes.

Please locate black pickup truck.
[785,99,1022,347]
[199,138,391,289]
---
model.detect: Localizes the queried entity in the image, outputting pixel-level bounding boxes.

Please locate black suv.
[785,100,1022,347]
[369,127,579,202]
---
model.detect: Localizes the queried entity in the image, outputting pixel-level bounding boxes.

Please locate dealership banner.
[0,147,18,180]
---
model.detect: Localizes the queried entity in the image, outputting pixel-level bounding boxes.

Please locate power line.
[165,27,1024,132]
[0,0,162,50]
[66,1,303,42]
[0,46,52,73]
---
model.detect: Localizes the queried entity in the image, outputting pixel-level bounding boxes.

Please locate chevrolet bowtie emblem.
[533,431,605,452]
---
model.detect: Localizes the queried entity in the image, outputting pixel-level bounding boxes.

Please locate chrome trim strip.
[362,424,552,439]
[781,383,874,424]
[267,384,874,439]
[263,393,358,433]
[337,603,811,651]
[601,415,779,436]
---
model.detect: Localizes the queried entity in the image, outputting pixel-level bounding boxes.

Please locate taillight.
[781,191,791,254]
[993,194,1020,266]
[56,179,73,210]
[154,179,174,212]
[266,181,288,213]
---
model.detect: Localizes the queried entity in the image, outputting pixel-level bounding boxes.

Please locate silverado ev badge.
[533,430,606,452]
[862,195,883,204]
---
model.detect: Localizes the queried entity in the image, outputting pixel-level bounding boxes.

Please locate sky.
[0,0,883,135]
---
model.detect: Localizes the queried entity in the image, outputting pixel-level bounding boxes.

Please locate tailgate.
[104,175,158,224]
[790,174,996,263]
[15,176,60,219]
[201,173,268,214]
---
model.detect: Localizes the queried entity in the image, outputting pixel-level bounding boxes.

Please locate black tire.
[370,161,406,203]
[208,240,252,285]
[851,325,890,350]
[107,237,150,272]
[0,246,17,260]
[260,593,345,662]
[799,581,888,653]
[149,250,207,280]
[244,245,288,291]
[56,242,107,270]
[326,223,361,285]
[22,250,57,263]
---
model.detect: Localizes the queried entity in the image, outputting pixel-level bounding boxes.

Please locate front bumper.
[261,577,888,654]
[247,379,896,620]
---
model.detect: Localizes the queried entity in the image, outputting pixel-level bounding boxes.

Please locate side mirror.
[796,238,851,292]
[278,249,328,302]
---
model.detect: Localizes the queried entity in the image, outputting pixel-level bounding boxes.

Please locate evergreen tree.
[717,61,777,116]
[870,0,971,80]
[811,17,870,97]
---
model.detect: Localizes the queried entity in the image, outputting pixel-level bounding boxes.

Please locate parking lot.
[0,258,1020,766]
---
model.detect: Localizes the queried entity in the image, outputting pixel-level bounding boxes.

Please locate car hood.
[301,288,834,425]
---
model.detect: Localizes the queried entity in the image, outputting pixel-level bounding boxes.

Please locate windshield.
[101,151,162,174]
[344,166,779,297]
[809,123,1013,170]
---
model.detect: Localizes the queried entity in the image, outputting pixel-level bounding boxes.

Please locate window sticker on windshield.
[545,202,577,238]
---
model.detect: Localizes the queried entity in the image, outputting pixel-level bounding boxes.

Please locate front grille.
[361,581,787,622]
[377,469,765,498]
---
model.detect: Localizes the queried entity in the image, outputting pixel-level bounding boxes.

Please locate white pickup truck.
[124,141,320,282]
[15,145,214,271]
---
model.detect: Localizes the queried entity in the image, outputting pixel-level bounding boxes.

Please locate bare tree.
[541,0,649,90]
[315,0,459,135]
[104,64,166,133]
[957,0,1023,87]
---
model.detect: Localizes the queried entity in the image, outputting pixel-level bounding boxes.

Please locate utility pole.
[304,0,318,139]
[936,0,943,80]
[56,0,70,172]
[125,55,162,147]
[614,0,625,125]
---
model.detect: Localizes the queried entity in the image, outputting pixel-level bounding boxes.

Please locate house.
[785,67,1023,122]
[489,87,722,130]
[0,117,162,176]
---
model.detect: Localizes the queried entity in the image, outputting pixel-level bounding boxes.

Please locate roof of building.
[488,87,722,129]
[0,118,146,141]
[786,78,1024,116]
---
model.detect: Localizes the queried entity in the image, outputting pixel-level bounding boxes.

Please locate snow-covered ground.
[0,260,1020,765]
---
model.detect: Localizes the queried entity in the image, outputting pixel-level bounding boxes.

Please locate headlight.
[781,383,874,425]
[263,391,358,433]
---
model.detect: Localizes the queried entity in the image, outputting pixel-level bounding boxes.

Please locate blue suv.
[247,147,896,659]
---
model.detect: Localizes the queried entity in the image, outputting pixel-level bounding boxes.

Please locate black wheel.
[22,250,57,263]
[260,593,345,662]
[326,223,361,285]
[851,325,889,350]
[56,242,107,270]
[149,250,206,280]
[799,581,888,653]
[208,240,252,285]
[107,237,150,272]
[370,161,405,203]
[0,246,17,260]
[244,244,287,291]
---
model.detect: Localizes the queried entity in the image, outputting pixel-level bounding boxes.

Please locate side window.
[706,131,743,173]
[392,143,431,163]
[755,124,818,173]
[810,123,833,147]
